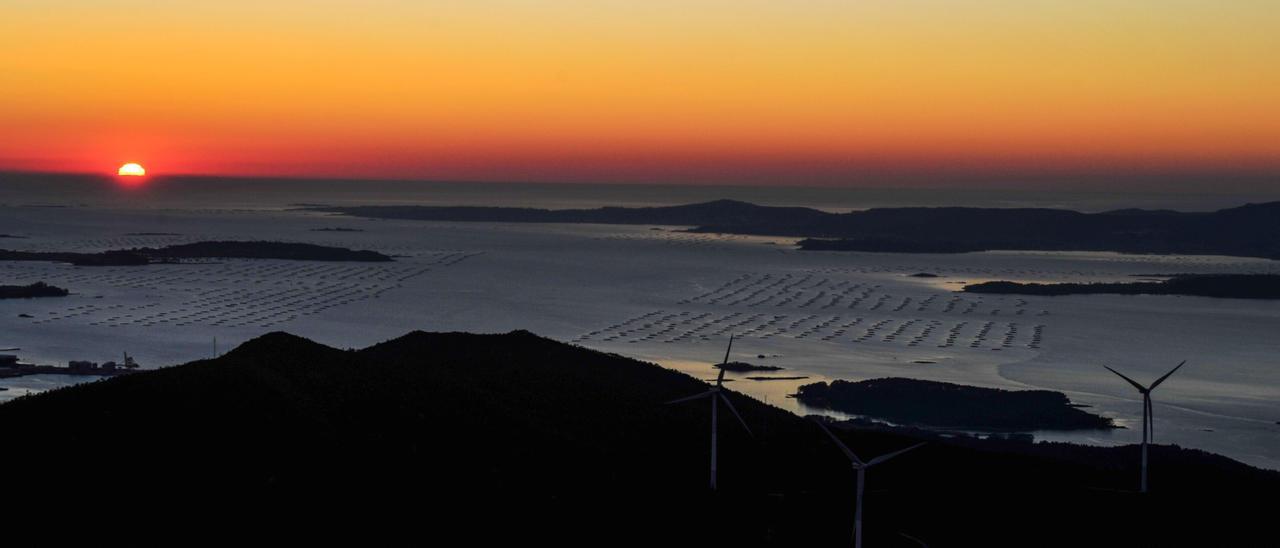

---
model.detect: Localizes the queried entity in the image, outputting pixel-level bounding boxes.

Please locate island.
[308,199,1280,259]
[0,282,69,299]
[963,274,1280,299]
[714,361,785,372]
[0,241,392,266]
[309,227,365,232]
[794,377,1115,431]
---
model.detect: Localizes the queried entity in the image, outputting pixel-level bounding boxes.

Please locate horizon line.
[2,168,1278,197]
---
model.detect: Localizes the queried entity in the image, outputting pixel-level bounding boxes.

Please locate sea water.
[1,173,1277,470]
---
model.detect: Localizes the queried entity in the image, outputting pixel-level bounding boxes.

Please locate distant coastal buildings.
[0,352,139,379]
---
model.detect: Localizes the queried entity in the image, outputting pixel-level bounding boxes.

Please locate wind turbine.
[665,335,753,490]
[1104,360,1186,494]
[814,418,924,548]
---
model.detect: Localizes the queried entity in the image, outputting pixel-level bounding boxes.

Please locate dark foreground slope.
[0,331,1273,545]
[314,200,1280,258]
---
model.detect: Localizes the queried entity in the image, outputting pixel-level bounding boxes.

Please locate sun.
[117,163,146,176]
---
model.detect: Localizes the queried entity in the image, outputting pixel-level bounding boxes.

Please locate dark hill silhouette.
[0,331,1273,545]
[311,199,829,230]
[313,200,1280,258]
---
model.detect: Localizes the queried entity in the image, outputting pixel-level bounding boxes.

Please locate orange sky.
[1,1,1278,187]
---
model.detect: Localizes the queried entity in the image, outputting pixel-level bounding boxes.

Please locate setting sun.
[118,163,146,177]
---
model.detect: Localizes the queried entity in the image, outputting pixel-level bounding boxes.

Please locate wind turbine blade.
[1103,366,1148,392]
[665,390,714,405]
[719,393,753,437]
[716,366,727,388]
[1147,396,1155,443]
[722,334,735,365]
[899,533,929,548]
[867,442,927,467]
[812,418,863,465]
[1149,360,1186,390]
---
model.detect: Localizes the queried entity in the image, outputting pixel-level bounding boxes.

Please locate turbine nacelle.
[663,334,754,490]
[664,389,753,436]
[813,417,924,548]
[1104,360,1185,395]
[1104,360,1185,442]
[814,418,924,469]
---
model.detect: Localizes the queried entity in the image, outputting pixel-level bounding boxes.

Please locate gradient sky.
[2,1,1278,187]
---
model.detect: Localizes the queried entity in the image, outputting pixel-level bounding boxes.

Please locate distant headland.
[309,199,1280,259]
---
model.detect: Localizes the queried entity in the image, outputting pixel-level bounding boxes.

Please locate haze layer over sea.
[5,172,1280,212]
[2,172,1278,469]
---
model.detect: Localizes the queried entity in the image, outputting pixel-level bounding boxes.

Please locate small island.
[309,227,365,232]
[714,361,785,372]
[0,282,69,299]
[795,377,1115,431]
[963,274,1280,299]
[0,241,392,266]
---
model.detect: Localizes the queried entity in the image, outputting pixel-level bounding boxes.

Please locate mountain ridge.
[0,330,1273,545]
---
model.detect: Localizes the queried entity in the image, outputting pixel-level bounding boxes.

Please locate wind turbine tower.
[814,418,924,548]
[1104,360,1186,493]
[665,335,753,490]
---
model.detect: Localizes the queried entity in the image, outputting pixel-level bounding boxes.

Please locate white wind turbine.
[1104,360,1186,494]
[665,334,753,490]
[815,419,925,548]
